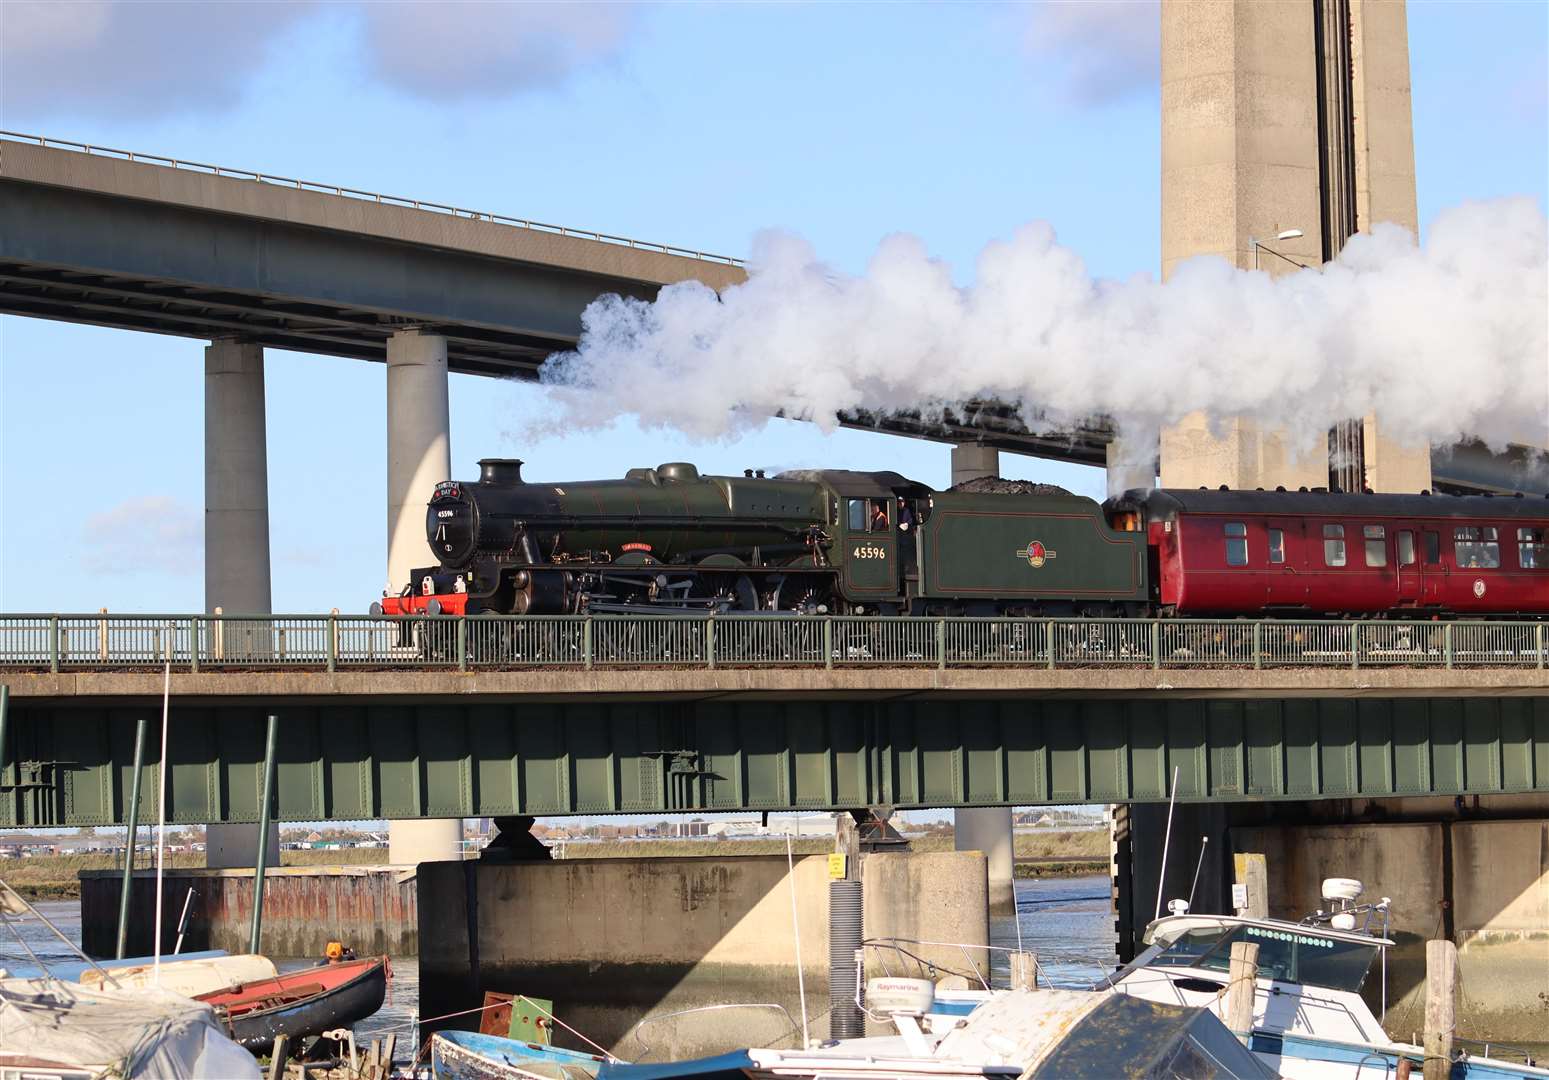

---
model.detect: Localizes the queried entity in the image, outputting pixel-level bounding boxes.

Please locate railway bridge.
[1,613,1544,827]
[6,611,1546,1021]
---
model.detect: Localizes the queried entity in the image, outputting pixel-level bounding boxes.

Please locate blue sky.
[1,1,1544,613]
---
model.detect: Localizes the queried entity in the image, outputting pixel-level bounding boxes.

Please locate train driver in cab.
[869,499,889,532]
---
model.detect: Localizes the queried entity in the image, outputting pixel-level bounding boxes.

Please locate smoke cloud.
[541,198,1549,458]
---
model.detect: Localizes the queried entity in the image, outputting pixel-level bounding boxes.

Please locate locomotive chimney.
[478,458,524,485]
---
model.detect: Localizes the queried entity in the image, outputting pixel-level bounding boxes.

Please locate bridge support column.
[948,444,1016,916]
[956,807,1015,915]
[387,328,452,592]
[205,823,281,870]
[205,339,281,869]
[950,443,999,486]
[1106,438,1156,498]
[205,339,272,615]
[386,329,463,865]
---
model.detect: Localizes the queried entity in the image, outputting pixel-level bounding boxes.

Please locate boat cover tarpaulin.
[0,977,261,1079]
[937,990,1271,1079]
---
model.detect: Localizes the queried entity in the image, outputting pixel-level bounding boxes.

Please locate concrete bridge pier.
[203,338,281,868]
[1105,438,1157,497]
[386,328,463,866]
[948,444,1018,916]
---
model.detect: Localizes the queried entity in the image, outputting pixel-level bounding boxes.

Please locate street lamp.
[1251,228,1307,271]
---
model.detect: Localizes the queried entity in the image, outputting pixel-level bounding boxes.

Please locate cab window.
[1518,527,1546,569]
[1224,522,1248,566]
[1363,525,1387,567]
[1455,526,1500,569]
[867,499,889,532]
[1268,528,1285,564]
[1323,524,1346,567]
[847,498,867,532]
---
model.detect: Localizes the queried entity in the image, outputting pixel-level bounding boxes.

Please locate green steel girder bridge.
[1,614,1545,827]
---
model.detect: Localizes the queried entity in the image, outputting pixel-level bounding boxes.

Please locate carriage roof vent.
[1275,486,1286,493]
[1298,486,1309,493]
[1219,484,1230,491]
[478,458,524,485]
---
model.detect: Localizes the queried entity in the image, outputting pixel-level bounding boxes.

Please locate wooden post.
[1225,940,1260,1040]
[1423,939,1458,1080]
[1010,951,1038,991]
[266,1034,289,1080]
[380,1033,398,1077]
[1233,852,1268,918]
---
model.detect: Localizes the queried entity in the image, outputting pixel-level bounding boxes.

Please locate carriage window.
[1425,531,1441,564]
[1323,524,1346,567]
[1268,529,1285,564]
[1397,531,1416,566]
[1363,525,1387,567]
[847,498,867,532]
[1519,528,1547,569]
[1224,522,1248,566]
[1455,525,1500,569]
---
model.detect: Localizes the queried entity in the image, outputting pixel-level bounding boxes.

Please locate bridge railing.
[0,615,1544,673]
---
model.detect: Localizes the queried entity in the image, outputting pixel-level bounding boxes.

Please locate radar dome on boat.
[866,977,935,1017]
[1166,899,1190,916]
[1322,877,1364,902]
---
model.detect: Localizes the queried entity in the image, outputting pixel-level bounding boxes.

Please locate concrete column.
[956,807,1016,915]
[950,443,999,487]
[390,818,464,866]
[204,340,281,869]
[205,823,281,870]
[1105,439,1157,498]
[205,340,271,614]
[387,328,453,591]
[947,443,1016,915]
[386,329,463,866]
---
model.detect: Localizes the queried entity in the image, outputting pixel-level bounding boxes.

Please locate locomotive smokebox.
[478,458,524,485]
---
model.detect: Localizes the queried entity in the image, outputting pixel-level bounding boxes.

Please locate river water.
[5,877,1116,1058]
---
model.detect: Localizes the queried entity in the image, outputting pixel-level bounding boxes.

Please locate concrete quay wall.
[419,852,988,1060]
[80,866,417,959]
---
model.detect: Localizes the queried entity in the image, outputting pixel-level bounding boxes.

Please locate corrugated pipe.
[828,878,864,1039]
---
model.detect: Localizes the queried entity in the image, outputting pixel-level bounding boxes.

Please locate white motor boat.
[1108,877,1547,1080]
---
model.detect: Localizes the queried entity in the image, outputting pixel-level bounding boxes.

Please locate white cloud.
[0,0,642,122]
[82,496,201,576]
[1025,0,1159,107]
[0,1,315,120]
[356,2,640,102]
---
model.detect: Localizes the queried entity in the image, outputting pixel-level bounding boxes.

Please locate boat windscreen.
[1152,925,1379,992]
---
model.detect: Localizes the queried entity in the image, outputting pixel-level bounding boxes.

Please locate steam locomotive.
[375,458,1549,620]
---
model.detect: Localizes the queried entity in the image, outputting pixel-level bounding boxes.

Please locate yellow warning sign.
[827,853,847,880]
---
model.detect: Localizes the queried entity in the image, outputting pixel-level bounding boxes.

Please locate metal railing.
[0,130,744,267]
[0,615,1544,673]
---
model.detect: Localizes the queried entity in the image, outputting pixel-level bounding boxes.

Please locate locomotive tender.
[377,458,1549,620]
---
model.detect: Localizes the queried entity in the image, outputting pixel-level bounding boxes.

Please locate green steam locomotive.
[376,458,1149,618]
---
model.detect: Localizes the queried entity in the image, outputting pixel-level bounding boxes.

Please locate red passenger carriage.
[1109,489,1549,618]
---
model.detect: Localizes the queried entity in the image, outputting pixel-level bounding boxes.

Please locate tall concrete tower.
[1158,0,1433,494]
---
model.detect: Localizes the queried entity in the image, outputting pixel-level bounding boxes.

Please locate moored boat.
[195,955,389,1054]
[428,985,1269,1080]
[1111,877,1548,1080]
[77,953,279,998]
[0,977,260,1079]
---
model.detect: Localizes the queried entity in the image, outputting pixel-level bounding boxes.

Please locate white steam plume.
[541,198,1549,458]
